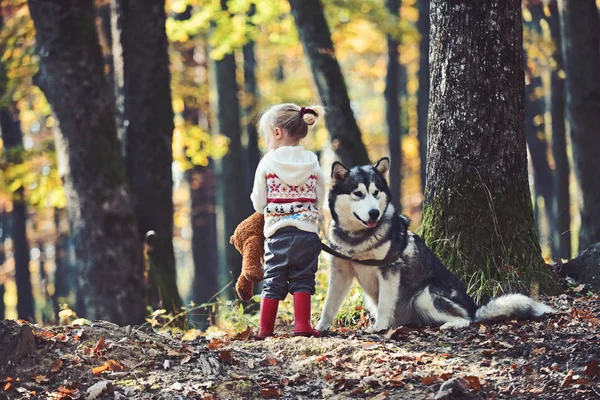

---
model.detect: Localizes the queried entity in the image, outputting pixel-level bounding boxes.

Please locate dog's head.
[329,157,392,232]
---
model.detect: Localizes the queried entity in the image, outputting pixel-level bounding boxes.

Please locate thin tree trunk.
[548,1,571,259]
[215,0,246,297]
[29,0,145,325]
[288,0,370,166]
[95,3,114,92]
[111,0,183,314]
[52,209,69,319]
[422,0,560,296]
[417,0,430,193]
[0,207,6,320]
[385,0,402,212]
[243,28,261,208]
[524,5,555,254]
[0,107,35,322]
[557,0,600,251]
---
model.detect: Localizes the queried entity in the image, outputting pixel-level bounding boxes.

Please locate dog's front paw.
[365,322,389,334]
[439,319,471,330]
[315,319,332,333]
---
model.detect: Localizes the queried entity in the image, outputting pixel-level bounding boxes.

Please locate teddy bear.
[230,212,265,301]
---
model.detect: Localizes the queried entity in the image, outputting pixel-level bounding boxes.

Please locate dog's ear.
[332,162,349,184]
[374,157,390,177]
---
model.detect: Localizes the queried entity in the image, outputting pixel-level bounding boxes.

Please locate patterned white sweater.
[251,146,326,238]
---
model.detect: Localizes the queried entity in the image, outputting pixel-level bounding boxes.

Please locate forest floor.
[2,293,600,400]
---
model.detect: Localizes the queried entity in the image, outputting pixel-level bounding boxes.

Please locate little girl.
[251,103,326,338]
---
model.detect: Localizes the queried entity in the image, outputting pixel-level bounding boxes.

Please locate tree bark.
[28,0,145,325]
[0,108,35,322]
[111,0,183,314]
[417,0,430,193]
[288,0,370,166]
[215,0,246,297]
[548,1,571,260]
[557,0,600,251]
[0,320,35,377]
[422,0,560,295]
[385,0,402,212]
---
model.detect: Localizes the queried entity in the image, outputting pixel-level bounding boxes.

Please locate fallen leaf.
[261,354,278,366]
[584,361,599,378]
[315,355,327,362]
[207,338,229,351]
[464,376,481,392]
[260,387,282,398]
[440,372,453,381]
[73,329,84,340]
[107,360,124,371]
[201,395,215,400]
[58,387,78,394]
[50,359,64,373]
[92,364,109,375]
[531,347,547,357]
[33,375,49,384]
[529,387,544,394]
[163,360,172,370]
[390,374,403,387]
[422,375,437,385]
[233,327,252,341]
[4,382,11,391]
[404,383,415,390]
[35,330,55,341]
[219,350,234,364]
[86,380,111,400]
[561,370,574,388]
[93,337,106,357]
[170,382,183,391]
[180,355,192,365]
[479,325,487,334]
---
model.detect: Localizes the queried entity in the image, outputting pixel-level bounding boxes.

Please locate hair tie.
[299,107,318,117]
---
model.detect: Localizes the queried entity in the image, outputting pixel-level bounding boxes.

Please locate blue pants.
[262,227,321,300]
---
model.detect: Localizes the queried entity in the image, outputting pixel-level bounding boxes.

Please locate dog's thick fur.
[316,158,553,333]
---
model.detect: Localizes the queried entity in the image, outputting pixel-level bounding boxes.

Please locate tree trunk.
[548,1,571,260]
[557,0,600,252]
[0,320,35,377]
[422,0,560,296]
[524,5,555,254]
[0,206,5,318]
[0,107,35,322]
[215,0,246,297]
[243,34,261,209]
[177,41,220,325]
[417,0,430,193]
[288,0,370,167]
[111,0,183,314]
[28,0,145,325]
[385,0,402,212]
[52,209,70,319]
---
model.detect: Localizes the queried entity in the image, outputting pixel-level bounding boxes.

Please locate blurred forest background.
[0,0,597,328]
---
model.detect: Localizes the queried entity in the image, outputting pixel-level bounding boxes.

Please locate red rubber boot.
[293,292,321,337]
[257,298,279,338]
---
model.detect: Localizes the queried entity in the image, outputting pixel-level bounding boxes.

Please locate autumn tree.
[524,4,554,247]
[385,0,402,211]
[422,0,560,297]
[547,1,570,259]
[0,12,35,320]
[215,0,246,295]
[111,0,183,314]
[288,0,370,166]
[557,0,600,251]
[28,0,145,324]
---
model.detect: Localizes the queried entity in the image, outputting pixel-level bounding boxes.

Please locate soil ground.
[2,294,600,400]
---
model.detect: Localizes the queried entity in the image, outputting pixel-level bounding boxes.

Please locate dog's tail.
[474,294,553,322]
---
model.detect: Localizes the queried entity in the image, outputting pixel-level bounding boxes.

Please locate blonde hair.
[257,103,325,141]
